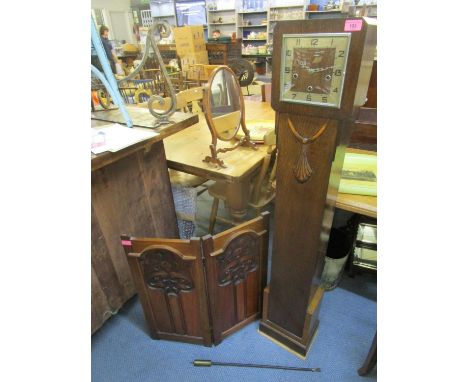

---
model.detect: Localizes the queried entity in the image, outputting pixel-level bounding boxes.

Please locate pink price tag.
[121,240,132,246]
[344,19,363,32]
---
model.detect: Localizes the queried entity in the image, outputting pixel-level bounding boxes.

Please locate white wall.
[92,0,135,43]
[92,0,131,12]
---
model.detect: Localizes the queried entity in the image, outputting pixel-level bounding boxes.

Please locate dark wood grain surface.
[91,108,196,334]
[120,213,270,346]
[122,236,212,345]
[203,212,269,344]
[267,115,350,336]
[260,17,376,357]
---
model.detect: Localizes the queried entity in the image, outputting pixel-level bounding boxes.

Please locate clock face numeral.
[280,33,350,108]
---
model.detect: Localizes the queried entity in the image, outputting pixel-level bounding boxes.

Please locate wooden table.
[91,107,198,334]
[165,100,376,220]
[165,100,275,220]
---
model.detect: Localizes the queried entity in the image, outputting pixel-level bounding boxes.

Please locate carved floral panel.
[140,249,194,295]
[217,233,260,286]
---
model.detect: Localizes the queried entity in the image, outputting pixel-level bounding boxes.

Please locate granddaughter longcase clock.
[258,17,376,357]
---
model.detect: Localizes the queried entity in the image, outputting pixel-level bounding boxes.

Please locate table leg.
[225,179,250,222]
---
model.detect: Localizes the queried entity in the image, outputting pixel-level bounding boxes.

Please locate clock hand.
[304,66,335,74]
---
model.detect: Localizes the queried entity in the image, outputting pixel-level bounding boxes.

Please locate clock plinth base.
[259,285,324,358]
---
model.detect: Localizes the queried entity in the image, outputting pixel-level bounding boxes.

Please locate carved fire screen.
[121,212,269,346]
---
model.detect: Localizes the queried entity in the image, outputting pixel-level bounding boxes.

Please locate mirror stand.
[204,122,256,168]
[202,66,257,168]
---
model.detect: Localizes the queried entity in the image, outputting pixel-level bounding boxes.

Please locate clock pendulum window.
[258,17,377,358]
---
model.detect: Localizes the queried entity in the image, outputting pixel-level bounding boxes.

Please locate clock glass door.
[280,33,351,108]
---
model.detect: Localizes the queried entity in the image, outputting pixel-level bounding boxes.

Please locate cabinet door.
[202,212,270,344]
[122,236,212,346]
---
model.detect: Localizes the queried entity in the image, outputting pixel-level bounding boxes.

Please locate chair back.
[177,87,204,114]
[250,129,277,208]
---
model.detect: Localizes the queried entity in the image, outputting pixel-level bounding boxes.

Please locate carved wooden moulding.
[141,249,194,295]
[121,212,270,346]
[216,233,259,286]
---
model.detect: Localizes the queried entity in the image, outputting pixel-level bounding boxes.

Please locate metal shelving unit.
[150,0,177,27]
[206,1,237,37]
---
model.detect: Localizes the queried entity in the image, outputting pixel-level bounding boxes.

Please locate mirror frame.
[202,65,256,167]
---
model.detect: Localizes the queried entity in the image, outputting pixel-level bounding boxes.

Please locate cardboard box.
[183,64,208,81]
[203,64,220,79]
[177,41,206,57]
[180,51,209,71]
[173,25,206,56]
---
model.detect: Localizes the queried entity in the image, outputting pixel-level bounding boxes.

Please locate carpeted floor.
[92,274,376,381]
[92,191,377,381]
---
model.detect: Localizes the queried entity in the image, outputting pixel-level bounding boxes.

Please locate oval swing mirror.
[207,67,241,140]
[203,66,255,167]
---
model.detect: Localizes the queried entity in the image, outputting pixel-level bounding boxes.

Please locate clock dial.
[280,33,351,108]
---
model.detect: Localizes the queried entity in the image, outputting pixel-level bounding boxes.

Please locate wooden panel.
[245,271,258,317]
[122,236,212,346]
[363,60,377,108]
[179,292,202,336]
[91,141,179,334]
[91,207,126,310]
[91,266,113,334]
[266,114,351,337]
[203,212,270,344]
[148,291,174,333]
[349,107,377,151]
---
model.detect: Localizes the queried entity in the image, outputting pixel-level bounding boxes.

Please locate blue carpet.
[92,273,376,381]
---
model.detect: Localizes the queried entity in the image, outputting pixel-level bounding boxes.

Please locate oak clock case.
[259,17,376,358]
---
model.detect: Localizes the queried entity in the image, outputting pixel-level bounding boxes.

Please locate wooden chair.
[208,129,277,234]
[177,86,204,114]
[120,212,270,346]
[165,86,208,190]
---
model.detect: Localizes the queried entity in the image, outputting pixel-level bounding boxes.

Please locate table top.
[91,106,199,172]
[165,100,275,183]
[165,99,376,218]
